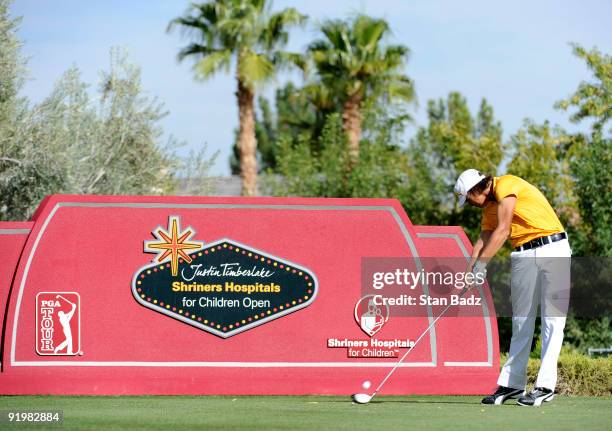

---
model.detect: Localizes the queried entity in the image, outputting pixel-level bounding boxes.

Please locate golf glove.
[471,261,487,283]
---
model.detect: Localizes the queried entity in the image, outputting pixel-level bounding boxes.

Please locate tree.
[556,44,611,135]
[168,0,306,196]
[230,80,340,174]
[307,15,414,161]
[268,106,411,200]
[556,44,612,256]
[230,95,278,174]
[1,2,217,221]
[0,46,216,220]
[527,44,612,352]
[0,0,23,127]
[567,133,611,256]
[506,120,578,231]
[405,93,504,240]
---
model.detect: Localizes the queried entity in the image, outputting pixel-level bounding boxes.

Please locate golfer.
[455,169,571,407]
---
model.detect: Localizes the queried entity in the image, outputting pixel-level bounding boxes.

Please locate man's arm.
[468,230,492,272]
[477,196,516,263]
[66,303,76,320]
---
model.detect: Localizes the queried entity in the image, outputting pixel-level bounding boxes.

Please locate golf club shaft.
[57,295,73,305]
[371,286,472,397]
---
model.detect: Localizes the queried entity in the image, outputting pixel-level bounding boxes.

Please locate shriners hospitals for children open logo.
[36,292,81,356]
[326,295,412,358]
[354,294,389,336]
[132,216,318,338]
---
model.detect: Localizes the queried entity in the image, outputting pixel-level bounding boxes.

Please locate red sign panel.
[0,195,499,395]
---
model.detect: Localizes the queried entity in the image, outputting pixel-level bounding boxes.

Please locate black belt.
[515,232,567,252]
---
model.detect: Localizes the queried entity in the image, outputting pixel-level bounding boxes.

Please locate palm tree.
[307,15,415,161]
[168,0,306,196]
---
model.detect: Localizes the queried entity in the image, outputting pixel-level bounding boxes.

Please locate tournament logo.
[36,292,81,356]
[354,294,389,336]
[327,296,411,358]
[132,216,318,338]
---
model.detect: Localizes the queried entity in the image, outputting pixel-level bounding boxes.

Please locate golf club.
[56,294,74,305]
[352,285,474,404]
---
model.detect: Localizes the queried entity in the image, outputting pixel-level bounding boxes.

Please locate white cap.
[454,169,485,207]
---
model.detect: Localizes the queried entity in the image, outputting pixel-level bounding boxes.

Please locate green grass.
[0,395,610,430]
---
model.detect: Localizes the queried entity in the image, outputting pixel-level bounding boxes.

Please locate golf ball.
[362,381,371,390]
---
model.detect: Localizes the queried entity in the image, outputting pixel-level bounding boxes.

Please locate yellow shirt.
[481,175,564,248]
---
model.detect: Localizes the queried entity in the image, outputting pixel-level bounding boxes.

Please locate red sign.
[0,195,499,395]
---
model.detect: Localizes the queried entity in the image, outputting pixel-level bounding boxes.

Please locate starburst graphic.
[144,216,204,276]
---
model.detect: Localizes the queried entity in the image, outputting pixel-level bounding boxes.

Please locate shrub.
[500,351,612,396]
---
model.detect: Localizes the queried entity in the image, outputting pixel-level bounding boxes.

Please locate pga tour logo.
[36,292,81,356]
[354,294,389,336]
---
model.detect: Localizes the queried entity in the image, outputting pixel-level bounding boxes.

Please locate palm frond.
[319,19,349,51]
[194,49,232,80]
[302,83,336,110]
[167,16,210,35]
[250,0,267,14]
[238,51,274,86]
[196,1,222,25]
[382,45,410,67]
[273,51,307,72]
[353,15,388,53]
[307,39,331,54]
[263,8,307,50]
[385,75,415,102]
[177,43,217,62]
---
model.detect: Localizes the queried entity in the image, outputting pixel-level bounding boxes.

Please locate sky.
[11,0,612,176]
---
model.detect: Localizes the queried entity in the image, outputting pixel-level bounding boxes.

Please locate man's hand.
[466,260,487,291]
[472,260,487,283]
[467,231,492,273]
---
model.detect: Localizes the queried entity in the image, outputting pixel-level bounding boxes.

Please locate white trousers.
[497,238,572,391]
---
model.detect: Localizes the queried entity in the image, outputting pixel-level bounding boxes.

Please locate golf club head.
[351,393,372,404]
